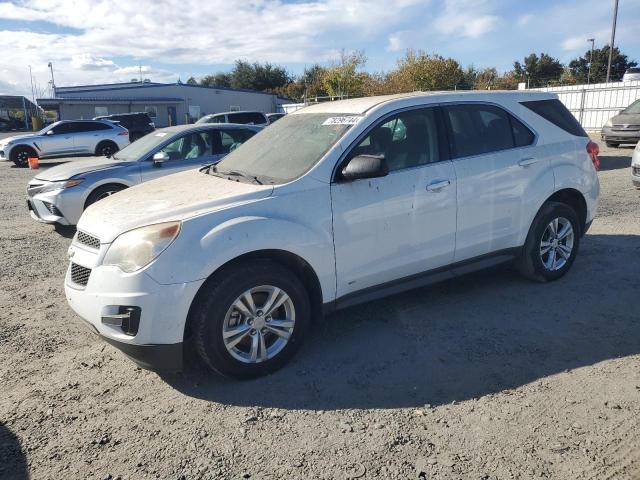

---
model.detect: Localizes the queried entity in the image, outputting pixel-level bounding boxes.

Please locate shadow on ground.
[0,424,28,480]
[599,155,632,171]
[163,233,640,410]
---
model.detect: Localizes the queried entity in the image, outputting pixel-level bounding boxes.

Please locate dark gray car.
[601,99,640,147]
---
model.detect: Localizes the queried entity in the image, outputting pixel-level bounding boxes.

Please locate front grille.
[76,231,101,250]
[70,263,91,287]
[43,201,61,216]
[612,124,640,131]
[633,166,640,177]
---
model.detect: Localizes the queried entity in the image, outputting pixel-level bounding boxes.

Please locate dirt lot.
[1,137,639,480]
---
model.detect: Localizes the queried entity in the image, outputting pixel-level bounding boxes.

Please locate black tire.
[605,141,619,148]
[192,259,311,379]
[95,141,118,157]
[10,145,37,168]
[516,201,581,282]
[85,184,126,208]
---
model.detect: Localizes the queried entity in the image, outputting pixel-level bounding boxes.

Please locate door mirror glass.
[153,151,169,166]
[341,154,388,181]
[46,130,55,135]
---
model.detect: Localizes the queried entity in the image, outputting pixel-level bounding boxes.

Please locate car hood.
[33,157,126,182]
[0,133,35,144]
[77,169,274,243]
[611,112,640,125]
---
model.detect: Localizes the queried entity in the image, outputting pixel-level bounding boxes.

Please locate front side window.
[349,108,441,172]
[160,132,213,160]
[214,113,354,183]
[445,104,521,157]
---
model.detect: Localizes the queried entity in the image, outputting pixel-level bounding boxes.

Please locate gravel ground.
[1,137,639,480]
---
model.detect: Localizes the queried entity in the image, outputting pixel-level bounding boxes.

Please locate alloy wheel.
[222,285,295,363]
[539,217,574,271]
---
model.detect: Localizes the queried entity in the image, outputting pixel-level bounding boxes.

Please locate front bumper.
[26,181,88,225]
[65,240,204,371]
[601,126,640,144]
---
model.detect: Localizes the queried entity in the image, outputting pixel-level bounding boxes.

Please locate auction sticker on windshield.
[322,116,362,126]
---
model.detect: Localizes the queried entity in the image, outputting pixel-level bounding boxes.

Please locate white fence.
[523,80,640,131]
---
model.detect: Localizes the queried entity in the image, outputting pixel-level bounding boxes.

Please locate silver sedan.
[26,123,261,226]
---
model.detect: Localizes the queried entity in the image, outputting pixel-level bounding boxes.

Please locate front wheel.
[192,260,311,379]
[11,146,36,167]
[516,201,580,282]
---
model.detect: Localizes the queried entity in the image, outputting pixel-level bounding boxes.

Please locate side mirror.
[153,151,169,167]
[46,130,54,135]
[341,154,389,181]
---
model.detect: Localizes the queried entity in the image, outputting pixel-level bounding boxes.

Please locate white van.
[65,91,600,378]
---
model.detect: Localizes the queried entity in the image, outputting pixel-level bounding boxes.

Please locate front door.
[39,122,78,156]
[140,130,221,182]
[331,107,457,298]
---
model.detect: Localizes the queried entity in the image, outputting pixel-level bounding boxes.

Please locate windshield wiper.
[207,166,263,184]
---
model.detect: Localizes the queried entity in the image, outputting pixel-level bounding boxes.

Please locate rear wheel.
[95,141,118,157]
[10,146,37,168]
[517,201,580,282]
[192,260,311,379]
[85,184,126,208]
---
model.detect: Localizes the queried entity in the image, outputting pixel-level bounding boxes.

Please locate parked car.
[601,98,640,147]
[65,91,600,378]
[27,123,260,225]
[94,112,155,142]
[632,140,640,188]
[0,117,24,131]
[622,67,640,83]
[266,113,285,123]
[196,111,269,126]
[0,120,129,167]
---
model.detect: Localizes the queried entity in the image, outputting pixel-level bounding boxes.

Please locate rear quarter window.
[521,99,587,137]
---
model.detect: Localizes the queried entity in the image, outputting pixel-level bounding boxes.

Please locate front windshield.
[214,113,356,183]
[113,130,175,161]
[623,99,640,114]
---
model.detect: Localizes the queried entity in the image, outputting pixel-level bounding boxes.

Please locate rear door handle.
[426,180,451,192]
[518,157,539,167]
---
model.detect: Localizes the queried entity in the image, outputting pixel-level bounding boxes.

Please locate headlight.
[103,221,181,273]
[604,119,613,128]
[39,179,84,193]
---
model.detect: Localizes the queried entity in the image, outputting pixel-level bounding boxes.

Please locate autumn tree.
[388,50,463,92]
[321,50,369,98]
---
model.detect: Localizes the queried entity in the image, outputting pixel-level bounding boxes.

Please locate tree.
[568,45,637,83]
[229,60,291,91]
[459,66,499,90]
[186,76,198,85]
[513,53,563,87]
[321,50,369,98]
[388,50,463,92]
[200,73,231,88]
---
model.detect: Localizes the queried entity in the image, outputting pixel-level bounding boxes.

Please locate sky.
[1,0,639,97]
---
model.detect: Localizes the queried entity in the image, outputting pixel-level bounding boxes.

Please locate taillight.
[118,131,129,136]
[586,141,600,171]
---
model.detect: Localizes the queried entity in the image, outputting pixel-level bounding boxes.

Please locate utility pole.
[606,0,619,83]
[47,62,56,96]
[28,65,36,104]
[587,38,595,84]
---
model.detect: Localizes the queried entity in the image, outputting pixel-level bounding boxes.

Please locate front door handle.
[518,157,539,167]
[426,179,451,192]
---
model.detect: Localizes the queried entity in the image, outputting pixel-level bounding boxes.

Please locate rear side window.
[521,99,587,137]
[228,112,266,125]
[445,104,514,157]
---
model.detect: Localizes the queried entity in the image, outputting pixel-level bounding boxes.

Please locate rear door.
[74,122,113,154]
[443,102,550,262]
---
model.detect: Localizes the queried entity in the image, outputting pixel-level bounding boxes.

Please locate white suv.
[65,91,600,379]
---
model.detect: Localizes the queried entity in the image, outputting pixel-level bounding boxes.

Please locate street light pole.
[606,0,619,83]
[587,38,595,84]
[47,62,56,97]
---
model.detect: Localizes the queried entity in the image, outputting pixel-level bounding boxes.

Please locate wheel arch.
[83,182,129,209]
[94,139,119,155]
[183,249,324,341]
[545,188,588,235]
[10,143,38,157]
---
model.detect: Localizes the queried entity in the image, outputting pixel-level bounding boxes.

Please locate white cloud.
[517,14,533,26]
[434,0,500,39]
[0,0,428,95]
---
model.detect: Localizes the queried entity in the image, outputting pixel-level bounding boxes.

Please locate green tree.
[229,60,291,91]
[186,76,198,85]
[200,73,232,88]
[388,50,463,92]
[513,53,563,87]
[321,50,369,98]
[568,45,637,83]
